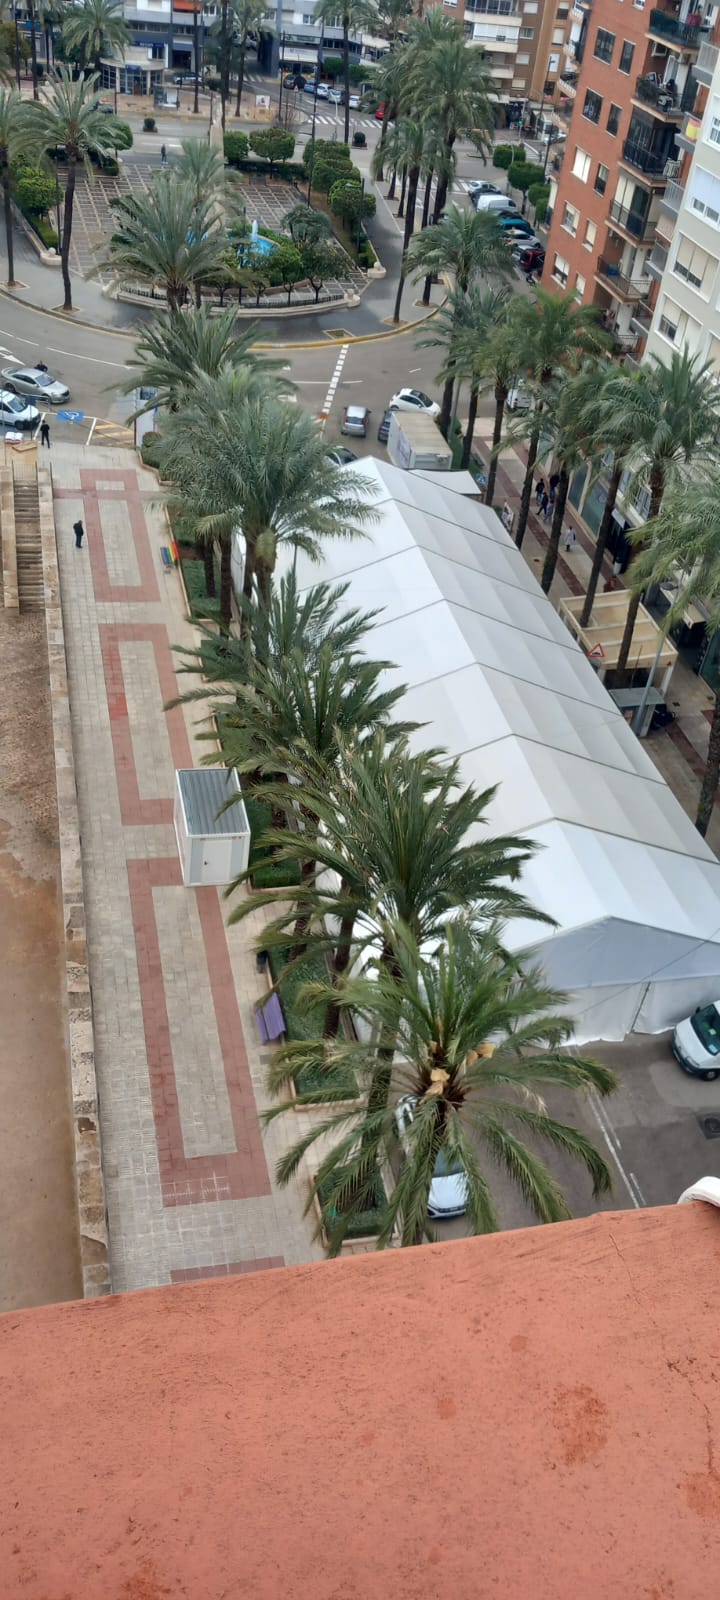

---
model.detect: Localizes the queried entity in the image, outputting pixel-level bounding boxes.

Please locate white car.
[316,82,329,99]
[348,93,360,109]
[1,365,70,404]
[328,87,342,104]
[466,179,500,197]
[0,389,40,430]
[673,1002,720,1081]
[388,388,440,418]
[473,192,518,214]
[394,1096,468,1219]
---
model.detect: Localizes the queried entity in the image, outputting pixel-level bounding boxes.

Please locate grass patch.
[269,945,358,1100]
[182,556,221,623]
[317,1171,386,1241]
[245,795,301,891]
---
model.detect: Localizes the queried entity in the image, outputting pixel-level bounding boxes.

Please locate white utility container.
[387,410,452,472]
[174,768,250,888]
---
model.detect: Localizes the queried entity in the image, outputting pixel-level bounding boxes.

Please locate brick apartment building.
[542,0,720,359]
[427,0,577,126]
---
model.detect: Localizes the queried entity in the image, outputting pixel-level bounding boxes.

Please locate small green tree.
[14,164,55,217]
[303,137,349,176]
[268,239,304,303]
[322,54,344,79]
[299,238,340,302]
[329,177,375,232]
[528,181,550,221]
[508,160,543,195]
[312,154,354,195]
[249,126,295,174]
[492,142,521,170]
[224,129,249,165]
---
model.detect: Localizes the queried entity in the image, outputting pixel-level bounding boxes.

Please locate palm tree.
[510,288,609,552]
[406,205,513,432]
[430,283,512,470]
[362,48,404,181]
[157,374,377,625]
[537,365,603,596]
[282,204,332,245]
[0,89,27,286]
[61,0,128,73]
[575,350,720,679]
[626,473,720,837]
[374,115,424,323]
[101,175,228,309]
[232,0,272,116]
[314,0,379,143]
[377,0,411,40]
[268,919,615,1252]
[123,303,287,417]
[574,361,632,629]
[173,138,227,206]
[35,0,59,73]
[23,66,123,311]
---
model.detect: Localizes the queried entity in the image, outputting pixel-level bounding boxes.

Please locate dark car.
[518,244,545,273]
[283,73,306,88]
[326,446,358,465]
[377,409,392,444]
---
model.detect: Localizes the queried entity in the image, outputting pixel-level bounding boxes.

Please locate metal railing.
[607,199,654,239]
[597,258,650,300]
[696,40,719,80]
[662,178,685,211]
[646,241,669,275]
[621,138,673,174]
[648,8,703,47]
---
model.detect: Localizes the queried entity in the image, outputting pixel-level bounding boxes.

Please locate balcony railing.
[635,74,681,112]
[661,177,685,212]
[607,199,654,239]
[695,40,719,82]
[630,306,654,337]
[646,241,669,277]
[621,139,673,175]
[648,8,703,49]
[597,257,650,301]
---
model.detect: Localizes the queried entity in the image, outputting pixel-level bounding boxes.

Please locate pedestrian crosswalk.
[311,114,378,129]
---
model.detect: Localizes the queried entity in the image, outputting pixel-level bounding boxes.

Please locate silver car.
[394,1096,468,1219]
[2,365,70,404]
[0,389,40,430]
[341,404,370,437]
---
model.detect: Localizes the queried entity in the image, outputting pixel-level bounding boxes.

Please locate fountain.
[237,218,276,261]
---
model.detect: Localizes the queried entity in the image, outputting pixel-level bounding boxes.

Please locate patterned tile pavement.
[51,445,323,1291]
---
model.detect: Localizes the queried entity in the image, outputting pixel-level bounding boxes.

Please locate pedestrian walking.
[160,143,167,166]
[540,489,550,520]
[39,419,50,448]
[535,476,546,509]
[563,526,576,552]
[73,519,84,549]
[549,471,560,497]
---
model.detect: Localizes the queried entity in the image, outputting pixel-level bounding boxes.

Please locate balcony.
[660,178,685,214]
[621,138,676,178]
[596,258,651,302]
[677,112,703,151]
[645,241,669,279]
[647,8,703,51]
[629,305,654,337]
[607,199,656,241]
[634,74,683,117]
[695,40,719,84]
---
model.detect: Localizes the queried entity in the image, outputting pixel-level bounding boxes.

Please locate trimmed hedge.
[181,556,221,622]
[268,945,358,1099]
[245,794,301,890]
[31,215,59,250]
[140,431,161,469]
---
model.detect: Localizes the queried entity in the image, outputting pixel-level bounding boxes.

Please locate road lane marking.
[0,326,131,368]
[319,342,349,430]
[589,1088,645,1208]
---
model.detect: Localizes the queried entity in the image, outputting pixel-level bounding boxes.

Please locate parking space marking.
[589,1089,646,1208]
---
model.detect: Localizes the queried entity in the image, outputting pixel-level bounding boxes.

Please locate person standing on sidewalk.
[73,519,84,549]
[535,476,546,509]
[39,419,50,448]
[160,144,167,165]
[563,526,576,552]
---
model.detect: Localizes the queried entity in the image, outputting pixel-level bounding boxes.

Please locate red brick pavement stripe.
[55,468,160,603]
[98,622,193,826]
[128,858,271,1207]
[171,1258,284,1282]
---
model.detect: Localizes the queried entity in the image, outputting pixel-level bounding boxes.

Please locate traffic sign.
[57,408,85,423]
[588,642,605,661]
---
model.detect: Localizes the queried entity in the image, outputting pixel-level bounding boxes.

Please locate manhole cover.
[699,1115,720,1139]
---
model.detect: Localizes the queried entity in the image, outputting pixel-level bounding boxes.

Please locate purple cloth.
[255,992,286,1042]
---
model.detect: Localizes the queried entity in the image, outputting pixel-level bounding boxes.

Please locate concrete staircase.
[13,476,44,612]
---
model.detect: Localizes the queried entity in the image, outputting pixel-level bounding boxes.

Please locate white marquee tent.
[290,458,720,1044]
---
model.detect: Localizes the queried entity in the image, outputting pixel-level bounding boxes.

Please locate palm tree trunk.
[60,158,76,312]
[397,166,407,219]
[421,169,433,229]
[616,467,665,679]
[203,539,216,597]
[387,166,396,201]
[343,20,351,145]
[438,373,454,440]
[514,418,541,551]
[234,40,246,116]
[2,167,15,288]
[541,466,569,594]
[696,689,720,837]
[219,535,233,632]
[194,279,202,308]
[484,378,507,507]
[28,0,38,99]
[393,161,419,324]
[219,0,229,131]
[240,539,255,626]
[323,908,356,1038]
[579,463,623,628]
[193,2,200,111]
[376,100,391,182]
[291,854,316,959]
[421,134,455,304]
[461,382,479,470]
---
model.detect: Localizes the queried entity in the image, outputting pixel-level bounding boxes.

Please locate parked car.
[328,87,343,104]
[498,216,537,239]
[377,408,392,443]
[341,404,370,437]
[506,384,532,412]
[388,387,440,419]
[472,192,518,214]
[326,445,358,464]
[352,130,366,147]
[1,365,70,404]
[374,103,395,122]
[283,73,306,88]
[466,179,500,197]
[0,390,40,430]
[517,244,545,273]
[303,79,316,94]
[394,1096,468,1219]
[316,82,330,99]
[348,93,360,109]
[673,1002,720,1080]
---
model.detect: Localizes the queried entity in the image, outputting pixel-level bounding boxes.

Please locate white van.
[472,192,518,214]
[672,1002,720,1081]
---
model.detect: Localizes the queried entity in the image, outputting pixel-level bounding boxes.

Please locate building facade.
[543,0,719,361]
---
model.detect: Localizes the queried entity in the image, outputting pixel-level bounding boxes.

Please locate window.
[657,298,700,349]
[595,162,609,195]
[575,272,586,297]
[516,53,530,63]
[706,96,720,146]
[544,79,556,95]
[690,166,720,227]
[558,4,569,15]
[583,88,602,123]
[619,40,634,73]
[520,24,534,35]
[607,104,621,136]
[552,253,570,286]
[572,146,591,181]
[552,27,564,42]
[594,27,615,62]
[673,236,712,291]
[523,2,538,9]
[562,201,580,235]
[583,218,597,250]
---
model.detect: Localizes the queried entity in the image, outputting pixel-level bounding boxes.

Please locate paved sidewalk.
[51,444,322,1290]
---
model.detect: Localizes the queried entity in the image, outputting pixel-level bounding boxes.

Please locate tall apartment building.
[543,0,720,361]
[426,0,576,124]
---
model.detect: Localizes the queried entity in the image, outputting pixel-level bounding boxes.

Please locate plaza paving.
[52,444,322,1290]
